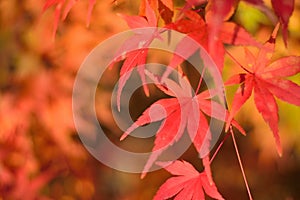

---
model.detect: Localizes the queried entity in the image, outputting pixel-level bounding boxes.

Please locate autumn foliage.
[1,0,300,199]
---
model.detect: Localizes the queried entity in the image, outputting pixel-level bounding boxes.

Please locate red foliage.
[154,160,224,200]
[225,24,300,156]
[14,0,299,199]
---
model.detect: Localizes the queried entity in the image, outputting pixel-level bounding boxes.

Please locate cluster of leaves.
[43,0,300,199]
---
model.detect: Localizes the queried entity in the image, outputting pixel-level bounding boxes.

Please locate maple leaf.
[163,9,261,79]
[113,0,161,110]
[153,160,224,200]
[120,68,245,178]
[43,0,96,37]
[225,24,300,156]
[120,70,201,178]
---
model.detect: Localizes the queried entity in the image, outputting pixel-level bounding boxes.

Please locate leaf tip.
[140,172,147,179]
[225,123,230,133]
[120,133,128,141]
[276,144,283,157]
[236,124,246,136]
[143,85,150,97]
[274,131,283,157]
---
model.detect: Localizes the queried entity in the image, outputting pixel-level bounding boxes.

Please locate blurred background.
[0,0,299,199]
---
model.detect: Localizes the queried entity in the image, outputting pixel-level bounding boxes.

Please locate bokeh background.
[0,0,299,199]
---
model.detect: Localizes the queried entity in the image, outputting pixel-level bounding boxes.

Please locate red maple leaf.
[163,9,261,79]
[226,24,300,156]
[153,160,224,200]
[120,68,245,178]
[120,70,201,178]
[112,0,160,110]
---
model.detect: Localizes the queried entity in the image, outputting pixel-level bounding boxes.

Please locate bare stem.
[195,66,206,94]
[230,126,253,200]
[210,133,230,164]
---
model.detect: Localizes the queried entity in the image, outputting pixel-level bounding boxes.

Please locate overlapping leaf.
[121,68,245,178]
[226,24,300,156]
[164,9,261,79]
[120,70,200,178]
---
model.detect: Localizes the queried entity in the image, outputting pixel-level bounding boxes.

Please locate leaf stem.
[230,126,253,200]
[195,66,206,95]
[209,133,230,164]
